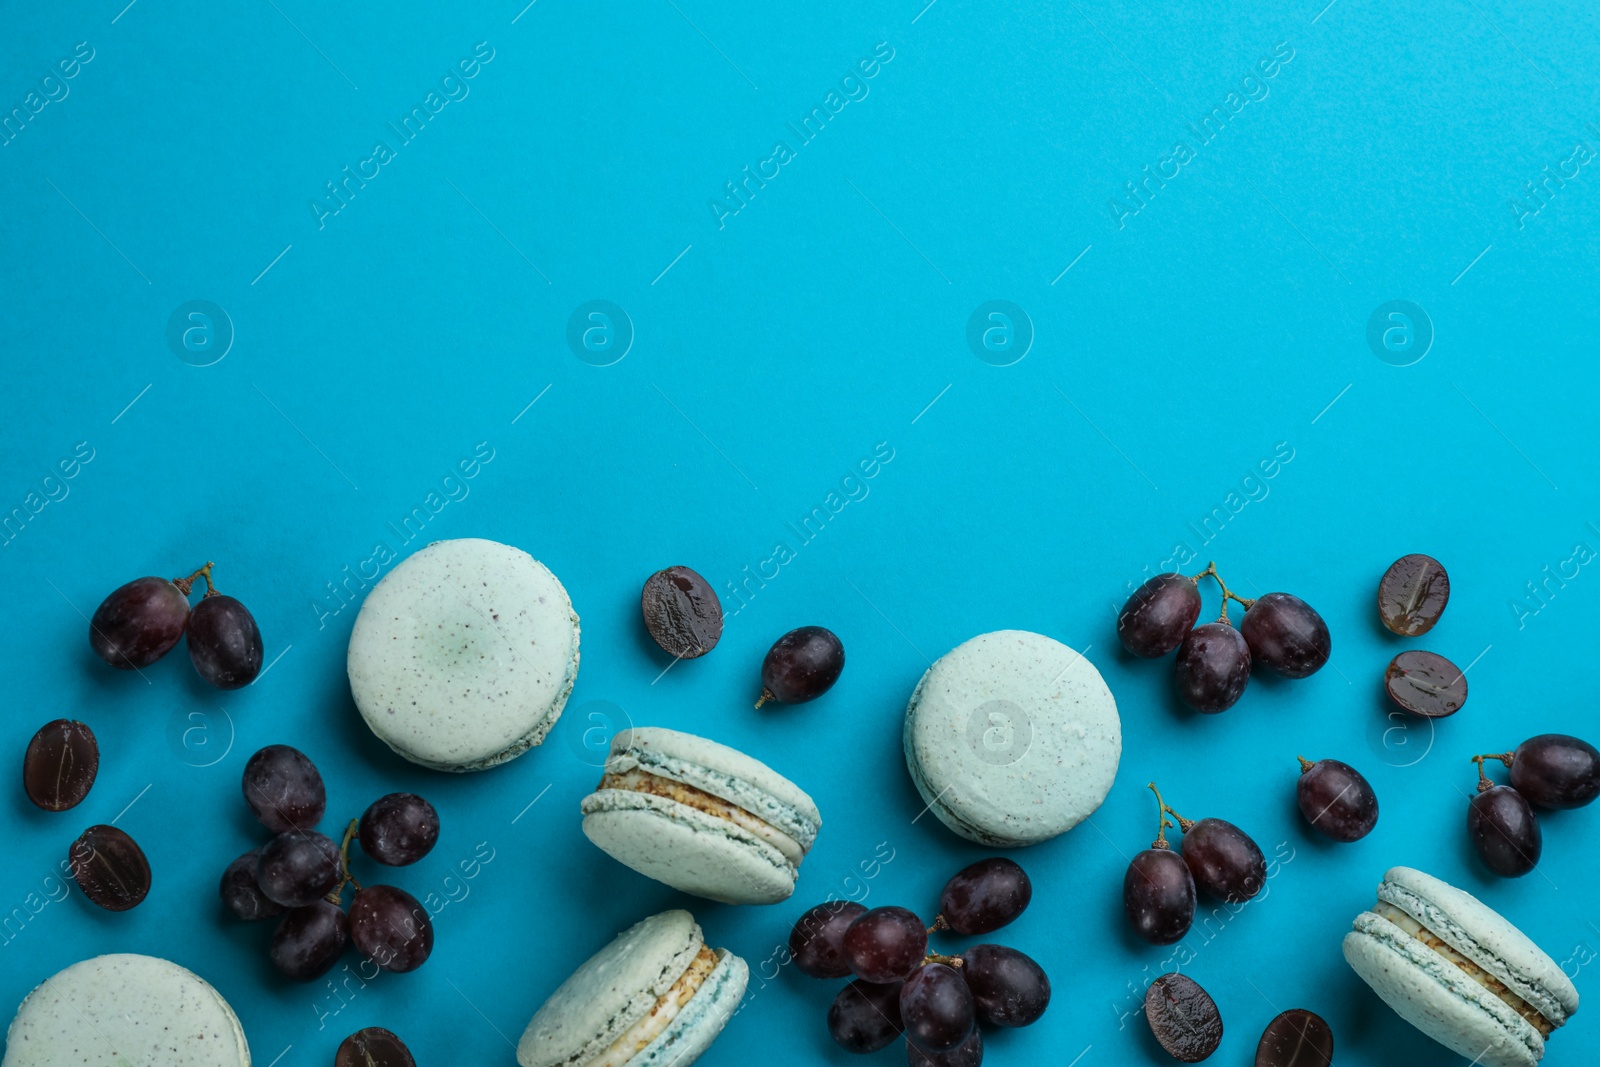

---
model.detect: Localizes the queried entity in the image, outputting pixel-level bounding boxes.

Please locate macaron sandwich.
[1344,866,1579,1067]
[581,727,821,905]
[518,909,747,1067]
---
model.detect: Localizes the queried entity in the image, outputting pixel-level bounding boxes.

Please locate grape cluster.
[221,744,440,981]
[1467,734,1600,877]
[756,626,846,707]
[1124,784,1266,945]
[791,858,1049,1064]
[1117,564,1329,714]
[89,563,264,689]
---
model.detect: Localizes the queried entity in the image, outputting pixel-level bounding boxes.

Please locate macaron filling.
[1374,899,1554,1038]
[596,768,804,868]
[586,945,720,1067]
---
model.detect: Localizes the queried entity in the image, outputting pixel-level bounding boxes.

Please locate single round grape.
[959,944,1050,1028]
[270,899,348,982]
[220,848,284,922]
[1174,622,1251,712]
[1123,848,1195,945]
[1468,785,1541,877]
[789,900,867,979]
[758,626,845,705]
[350,884,434,973]
[1240,592,1330,678]
[242,744,326,834]
[906,1025,982,1066]
[1118,574,1203,658]
[187,594,263,688]
[937,857,1031,936]
[843,906,928,983]
[336,1028,415,1067]
[1296,758,1379,842]
[359,793,440,866]
[88,576,189,669]
[901,963,974,1054]
[1181,817,1266,902]
[828,979,904,1053]
[1509,734,1600,810]
[256,829,343,908]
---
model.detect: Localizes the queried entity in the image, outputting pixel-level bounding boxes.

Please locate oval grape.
[906,1025,981,1066]
[359,793,440,866]
[1468,785,1541,877]
[1509,734,1600,810]
[1174,622,1251,713]
[843,906,927,983]
[1123,848,1195,945]
[828,979,904,1053]
[187,594,263,688]
[220,848,284,922]
[1378,554,1450,636]
[350,884,434,972]
[1296,758,1379,842]
[790,900,867,979]
[1241,593,1330,678]
[1255,1008,1334,1066]
[242,744,326,833]
[271,899,348,981]
[937,857,1031,935]
[900,963,974,1054]
[89,576,189,669]
[1118,574,1202,658]
[256,829,343,908]
[336,1028,416,1067]
[959,943,1050,1028]
[23,719,99,812]
[1181,817,1266,903]
[758,626,844,705]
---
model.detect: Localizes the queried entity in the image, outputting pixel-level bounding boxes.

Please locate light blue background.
[4,1,1600,1064]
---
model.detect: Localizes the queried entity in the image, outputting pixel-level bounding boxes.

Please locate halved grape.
[187,594,263,689]
[89,576,190,669]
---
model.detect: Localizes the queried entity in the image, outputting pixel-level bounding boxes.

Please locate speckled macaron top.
[903,630,1121,846]
[2,953,250,1066]
[348,538,580,772]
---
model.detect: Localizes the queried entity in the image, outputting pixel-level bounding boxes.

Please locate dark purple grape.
[271,899,348,981]
[68,824,151,911]
[220,848,284,921]
[757,625,844,705]
[1468,785,1541,877]
[1145,973,1223,1062]
[641,566,723,659]
[1378,554,1450,637]
[1255,1008,1334,1066]
[359,793,440,866]
[1123,847,1195,945]
[907,1026,982,1066]
[1508,734,1600,809]
[959,944,1050,1028]
[23,719,99,811]
[350,884,433,973]
[843,906,927,983]
[256,829,343,908]
[1181,817,1266,903]
[1384,650,1466,717]
[790,900,867,979]
[242,744,326,833]
[828,979,904,1053]
[1241,592,1330,678]
[336,1028,415,1067]
[1174,622,1251,712]
[186,594,263,688]
[89,576,190,669]
[901,963,974,1054]
[1296,758,1379,842]
[1118,574,1203,657]
[936,857,1031,936]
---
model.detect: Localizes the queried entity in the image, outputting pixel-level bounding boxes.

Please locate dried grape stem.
[1297,755,1315,774]
[326,818,363,904]
[923,953,964,968]
[754,688,774,709]
[173,561,215,597]
[1471,755,1497,794]
[1189,561,1253,622]
[1147,782,1178,848]
[927,915,950,935]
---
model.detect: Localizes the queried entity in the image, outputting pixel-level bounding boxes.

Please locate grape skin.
[1297,759,1379,842]
[937,858,1031,936]
[1510,734,1600,809]
[89,576,190,669]
[900,963,975,1054]
[1180,818,1266,903]
[828,979,904,1053]
[256,830,343,908]
[187,594,264,689]
[1123,848,1195,945]
[1468,786,1541,877]
[959,944,1050,1028]
[790,901,867,979]
[1174,623,1251,712]
[1118,574,1202,658]
[906,1026,981,1066]
[271,899,348,982]
[1240,593,1330,678]
[350,884,434,973]
[843,906,927,983]
[359,793,440,867]
[759,626,845,704]
[242,745,326,834]
[220,848,284,922]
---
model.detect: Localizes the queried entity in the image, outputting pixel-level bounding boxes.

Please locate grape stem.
[927,915,950,935]
[326,818,363,905]
[1189,561,1254,623]
[1470,755,1503,793]
[1297,756,1315,774]
[923,952,964,968]
[753,687,775,709]
[1474,751,1515,769]
[1148,781,1195,837]
[173,562,215,597]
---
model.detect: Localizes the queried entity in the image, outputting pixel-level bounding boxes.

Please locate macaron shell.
[630,949,748,1067]
[347,538,580,772]
[903,631,1120,846]
[581,791,797,905]
[3,953,250,1066]
[1344,919,1541,1067]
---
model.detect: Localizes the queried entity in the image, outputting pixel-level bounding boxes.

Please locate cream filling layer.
[597,768,804,867]
[1374,901,1554,1038]
[584,945,719,1067]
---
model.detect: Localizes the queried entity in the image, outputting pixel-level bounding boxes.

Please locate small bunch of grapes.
[1467,734,1600,877]
[89,563,264,688]
[220,744,440,982]
[1124,784,1266,945]
[1117,563,1329,713]
[791,858,1049,1065]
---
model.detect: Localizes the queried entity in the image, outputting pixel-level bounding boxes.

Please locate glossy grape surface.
[220,848,284,922]
[1241,593,1330,678]
[1182,817,1266,902]
[68,824,151,911]
[760,626,845,704]
[1510,734,1600,809]
[843,906,928,984]
[88,576,189,669]
[350,884,434,972]
[359,793,440,866]
[1384,650,1467,717]
[959,944,1050,1028]
[1468,785,1542,877]
[187,594,263,688]
[336,1028,416,1067]
[906,1027,982,1066]
[1255,1008,1334,1066]
[641,566,723,659]
[937,857,1031,935]
[1296,759,1379,842]
[828,979,904,1053]
[1123,848,1195,945]
[271,899,348,981]
[790,900,867,979]
[23,719,98,811]
[1118,574,1202,658]
[900,963,975,1054]
[256,829,343,908]
[1377,554,1450,636]
[1145,973,1223,1063]
[242,744,326,833]
[1174,622,1251,712]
